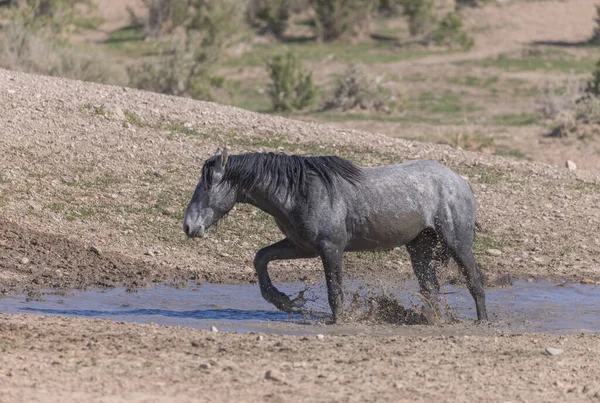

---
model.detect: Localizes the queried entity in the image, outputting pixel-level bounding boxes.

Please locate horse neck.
[235,179,291,223]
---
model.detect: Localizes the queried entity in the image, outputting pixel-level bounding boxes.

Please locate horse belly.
[346,211,426,252]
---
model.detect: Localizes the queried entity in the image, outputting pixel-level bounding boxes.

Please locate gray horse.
[183,149,488,323]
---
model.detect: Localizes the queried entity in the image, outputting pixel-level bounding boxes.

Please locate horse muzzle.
[182,218,206,238]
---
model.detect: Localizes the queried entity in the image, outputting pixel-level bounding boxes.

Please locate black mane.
[204,152,365,199]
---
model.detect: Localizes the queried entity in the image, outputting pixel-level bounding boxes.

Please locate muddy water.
[1,280,599,335]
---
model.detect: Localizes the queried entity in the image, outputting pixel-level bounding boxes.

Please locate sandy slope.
[1,67,599,295]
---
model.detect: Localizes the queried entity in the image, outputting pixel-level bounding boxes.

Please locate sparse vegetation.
[536,74,584,120]
[428,13,474,50]
[266,52,316,111]
[246,0,290,39]
[128,0,242,100]
[312,0,378,41]
[0,13,114,84]
[324,64,397,112]
[541,61,600,138]
[399,0,435,36]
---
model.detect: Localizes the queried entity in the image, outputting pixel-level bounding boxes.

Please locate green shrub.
[313,0,377,41]
[585,59,600,98]
[246,0,290,39]
[266,52,315,111]
[129,0,242,100]
[428,13,474,50]
[324,64,396,112]
[399,0,435,36]
[128,35,220,100]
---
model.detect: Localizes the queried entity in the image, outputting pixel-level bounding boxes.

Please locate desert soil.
[1,314,600,402]
[2,0,600,401]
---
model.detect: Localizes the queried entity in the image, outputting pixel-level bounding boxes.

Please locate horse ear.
[220,147,229,168]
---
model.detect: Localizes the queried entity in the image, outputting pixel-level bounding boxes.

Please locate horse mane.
[204,152,364,199]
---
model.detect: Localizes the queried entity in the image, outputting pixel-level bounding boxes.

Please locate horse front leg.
[318,240,345,324]
[253,239,316,313]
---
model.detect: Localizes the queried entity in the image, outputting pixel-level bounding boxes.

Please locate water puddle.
[1,280,599,335]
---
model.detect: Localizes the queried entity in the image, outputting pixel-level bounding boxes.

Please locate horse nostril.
[183,223,190,235]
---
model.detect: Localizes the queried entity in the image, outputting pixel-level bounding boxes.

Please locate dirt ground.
[2,0,600,401]
[1,314,600,403]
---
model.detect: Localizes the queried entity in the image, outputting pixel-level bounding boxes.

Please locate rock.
[485,249,502,257]
[316,334,325,340]
[88,246,101,255]
[581,279,596,285]
[256,335,264,341]
[211,326,219,333]
[546,347,564,356]
[144,250,155,257]
[20,257,30,265]
[292,361,307,368]
[55,269,63,278]
[565,160,577,171]
[265,369,284,382]
[199,363,211,370]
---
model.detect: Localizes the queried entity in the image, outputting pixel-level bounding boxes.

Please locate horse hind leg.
[438,218,488,321]
[406,229,442,324]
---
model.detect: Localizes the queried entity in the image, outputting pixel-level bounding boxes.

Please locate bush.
[536,75,584,120]
[399,0,435,36]
[324,64,396,112]
[542,67,600,138]
[246,0,290,38]
[428,13,473,50]
[266,52,315,111]
[585,59,600,98]
[575,96,600,123]
[128,36,217,100]
[129,0,242,100]
[143,0,189,38]
[313,0,377,41]
[0,17,114,84]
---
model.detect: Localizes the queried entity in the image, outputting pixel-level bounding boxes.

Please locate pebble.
[211,326,219,333]
[199,363,211,370]
[316,334,325,340]
[145,250,155,257]
[485,249,502,257]
[546,347,564,356]
[565,160,577,171]
[256,335,264,341]
[20,257,30,265]
[265,369,284,382]
[581,279,596,285]
[88,246,101,255]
